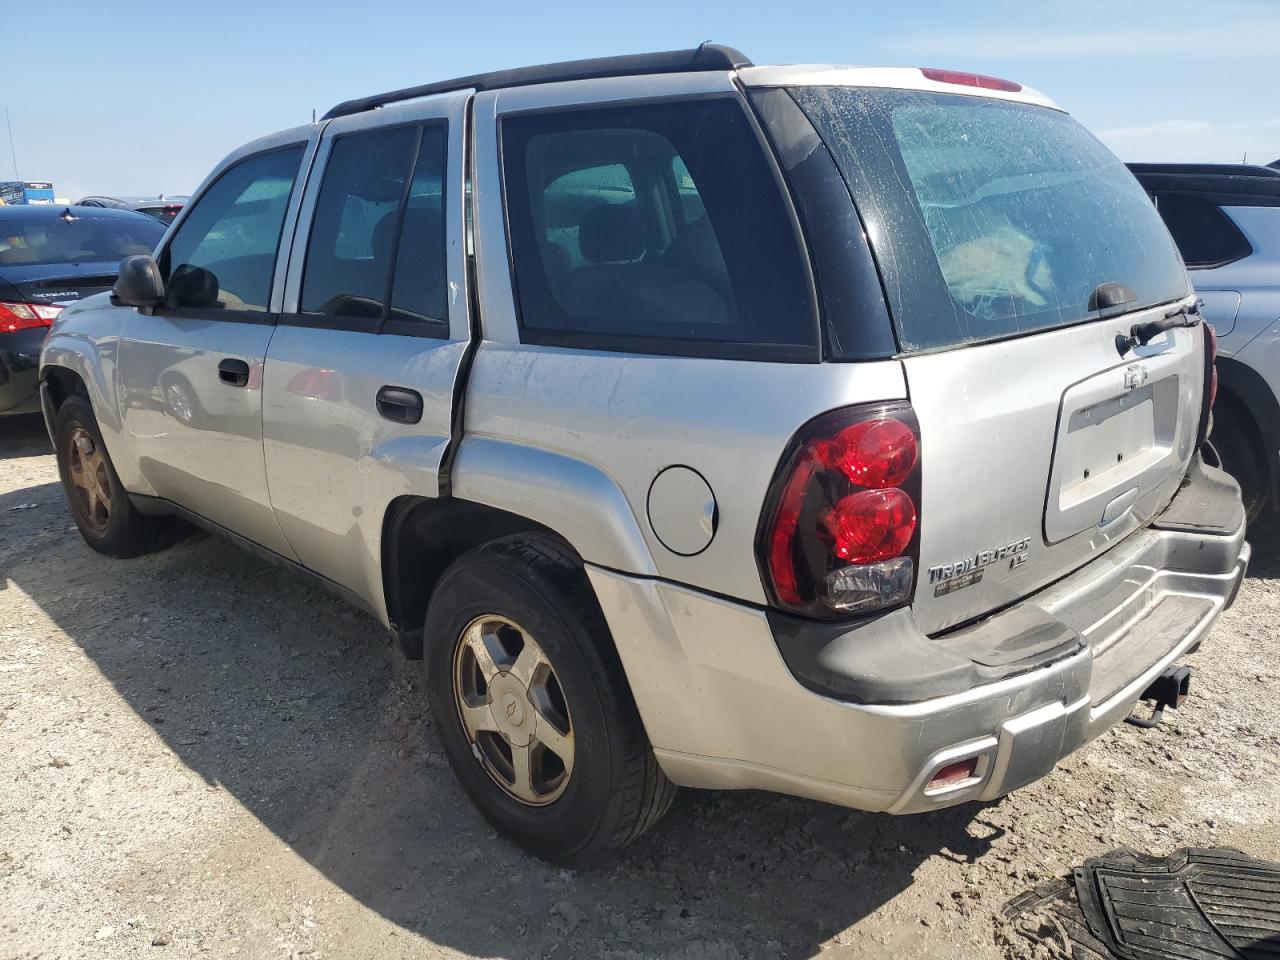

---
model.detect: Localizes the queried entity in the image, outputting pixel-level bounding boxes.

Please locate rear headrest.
[578,203,643,264]
[372,205,443,263]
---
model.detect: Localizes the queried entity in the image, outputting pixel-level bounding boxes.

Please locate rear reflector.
[920,67,1023,93]
[0,301,61,334]
[927,757,980,789]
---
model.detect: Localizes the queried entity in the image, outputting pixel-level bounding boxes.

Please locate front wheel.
[54,395,182,557]
[424,534,675,865]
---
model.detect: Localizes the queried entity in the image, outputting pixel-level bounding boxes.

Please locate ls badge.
[928,537,1031,597]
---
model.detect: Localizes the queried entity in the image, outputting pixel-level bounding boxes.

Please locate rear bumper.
[588,463,1248,814]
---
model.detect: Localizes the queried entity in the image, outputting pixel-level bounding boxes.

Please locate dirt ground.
[2,412,1278,960]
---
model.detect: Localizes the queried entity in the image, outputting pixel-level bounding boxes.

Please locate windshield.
[0,214,164,266]
[790,87,1189,352]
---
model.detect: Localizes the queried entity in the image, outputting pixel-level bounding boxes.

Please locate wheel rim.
[452,615,574,806]
[164,381,194,423]
[65,425,112,534]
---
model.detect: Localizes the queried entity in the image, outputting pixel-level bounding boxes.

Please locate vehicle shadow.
[2,477,1004,959]
[0,413,52,460]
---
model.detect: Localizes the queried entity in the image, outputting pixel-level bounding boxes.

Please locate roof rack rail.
[321,43,751,120]
[1127,162,1280,179]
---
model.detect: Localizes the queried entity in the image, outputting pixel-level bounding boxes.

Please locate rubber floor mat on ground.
[1001,848,1280,960]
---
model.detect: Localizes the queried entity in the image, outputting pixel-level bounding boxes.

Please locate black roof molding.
[1127,162,1280,179]
[1128,163,1280,207]
[321,44,752,120]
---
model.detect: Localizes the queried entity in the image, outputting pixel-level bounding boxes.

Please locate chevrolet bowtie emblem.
[1123,364,1149,391]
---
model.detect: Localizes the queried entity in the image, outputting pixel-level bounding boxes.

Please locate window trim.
[280,118,452,341]
[1152,191,1254,271]
[154,141,308,321]
[496,93,823,363]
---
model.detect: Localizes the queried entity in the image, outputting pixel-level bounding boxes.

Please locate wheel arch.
[1215,355,1280,508]
[381,495,572,659]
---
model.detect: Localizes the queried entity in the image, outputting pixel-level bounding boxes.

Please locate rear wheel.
[1210,400,1270,522]
[54,395,182,557]
[424,533,675,865]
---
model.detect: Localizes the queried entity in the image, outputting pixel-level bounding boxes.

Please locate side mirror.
[113,255,165,308]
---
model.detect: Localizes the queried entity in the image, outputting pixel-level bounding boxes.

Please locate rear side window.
[1152,194,1252,268]
[299,124,448,332]
[501,98,818,360]
[792,88,1189,352]
[163,146,304,312]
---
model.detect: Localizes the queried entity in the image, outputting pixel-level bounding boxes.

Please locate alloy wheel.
[66,426,112,534]
[452,615,574,806]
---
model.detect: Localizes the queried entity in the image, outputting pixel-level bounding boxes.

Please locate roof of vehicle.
[1128,163,1280,207]
[77,195,188,208]
[324,44,750,119]
[0,204,165,222]
[322,44,1056,119]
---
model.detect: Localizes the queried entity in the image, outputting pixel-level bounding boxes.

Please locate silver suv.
[39,47,1248,864]
[1130,163,1280,521]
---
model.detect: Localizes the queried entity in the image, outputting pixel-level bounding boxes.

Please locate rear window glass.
[791,87,1189,352]
[0,214,163,266]
[500,98,817,360]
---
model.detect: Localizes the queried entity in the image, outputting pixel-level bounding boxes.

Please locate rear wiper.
[1116,301,1202,354]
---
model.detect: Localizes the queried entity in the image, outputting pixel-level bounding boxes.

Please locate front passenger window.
[163,146,304,312]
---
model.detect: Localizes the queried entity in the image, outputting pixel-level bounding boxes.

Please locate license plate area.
[1045,368,1182,543]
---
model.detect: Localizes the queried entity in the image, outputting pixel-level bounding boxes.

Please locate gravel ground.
[2,412,1278,960]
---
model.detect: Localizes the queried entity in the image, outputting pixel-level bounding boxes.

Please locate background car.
[2,205,165,416]
[1130,163,1280,520]
[77,195,189,225]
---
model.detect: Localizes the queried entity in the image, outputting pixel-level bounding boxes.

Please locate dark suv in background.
[1130,163,1280,520]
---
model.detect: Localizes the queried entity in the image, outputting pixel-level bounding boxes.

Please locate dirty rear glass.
[790,87,1189,352]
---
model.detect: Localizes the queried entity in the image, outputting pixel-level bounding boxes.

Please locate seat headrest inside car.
[578,204,643,264]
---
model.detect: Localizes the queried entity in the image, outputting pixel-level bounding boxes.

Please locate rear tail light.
[1196,320,1218,450]
[758,403,922,619]
[0,301,62,333]
[1205,321,1218,409]
[920,67,1023,93]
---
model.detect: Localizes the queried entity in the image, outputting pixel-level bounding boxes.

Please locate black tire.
[1210,401,1270,522]
[54,395,182,557]
[424,533,675,865]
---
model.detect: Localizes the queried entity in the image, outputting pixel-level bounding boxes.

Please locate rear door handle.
[218,358,251,388]
[376,385,423,424]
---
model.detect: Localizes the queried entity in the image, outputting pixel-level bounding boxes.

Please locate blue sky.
[6,0,1279,201]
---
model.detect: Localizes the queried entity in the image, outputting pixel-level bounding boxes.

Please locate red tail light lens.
[759,404,922,619]
[920,67,1023,93]
[823,489,917,564]
[0,301,61,333]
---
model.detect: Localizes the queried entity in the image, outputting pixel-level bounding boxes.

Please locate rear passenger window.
[388,126,449,329]
[162,146,304,312]
[501,99,818,359]
[299,123,448,332]
[1153,194,1252,268]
